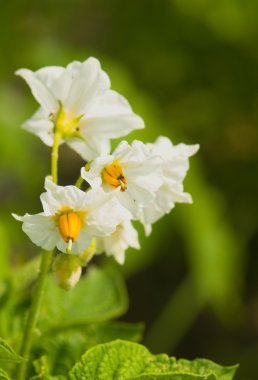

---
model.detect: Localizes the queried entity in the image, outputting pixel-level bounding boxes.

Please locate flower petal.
[63,57,110,115]
[82,90,144,139]
[12,213,60,250]
[96,220,140,264]
[86,194,131,237]
[67,135,110,161]
[22,108,54,146]
[34,66,65,88]
[41,178,88,215]
[16,68,58,113]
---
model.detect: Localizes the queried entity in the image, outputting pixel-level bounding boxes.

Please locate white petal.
[16,68,58,113]
[116,191,139,219]
[140,200,171,225]
[34,66,65,89]
[96,220,140,264]
[118,140,158,167]
[22,108,54,146]
[83,90,144,139]
[136,136,199,226]
[112,250,125,265]
[123,220,140,250]
[63,57,110,115]
[67,135,111,161]
[41,178,88,215]
[36,65,74,101]
[72,228,92,254]
[153,136,199,161]
[13,213,60,250]
[124,184,155,210]
[86,194,131,237]
[143,223,152,237]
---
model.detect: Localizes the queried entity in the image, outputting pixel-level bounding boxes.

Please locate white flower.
[16,57,144,160]
[81,140,163,218]
[139,136,199,231]
[12,177,131,254]
[96,220,140,264]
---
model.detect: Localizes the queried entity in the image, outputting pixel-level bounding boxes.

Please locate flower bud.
[52,254,82,290]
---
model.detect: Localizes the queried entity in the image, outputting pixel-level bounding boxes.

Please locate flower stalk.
[17,131,61,380]
[17,250,52,380]
[51,130,61,184]
[75,174,84,188]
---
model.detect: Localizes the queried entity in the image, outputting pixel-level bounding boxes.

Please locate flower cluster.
[14,57,199,289]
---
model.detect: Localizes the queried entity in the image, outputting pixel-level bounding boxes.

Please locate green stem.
[51,131,61,184]
[75,175,84,188]
[17,131,61,380]
[17,251,52,380]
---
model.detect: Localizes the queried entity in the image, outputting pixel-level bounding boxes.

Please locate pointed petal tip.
[15,68,31,78]
[135,115,145,129]
[191,144,200,155]
[12,213,22,221]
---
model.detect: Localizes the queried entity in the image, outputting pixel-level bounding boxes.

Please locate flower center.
[51,101,83,137]
[102,160,128,192]
[58,211,82,253]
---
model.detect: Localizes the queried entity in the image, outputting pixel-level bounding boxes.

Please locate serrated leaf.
[0,368,11,380]
[33,322,143,377]
[0,338,23,363]
[69,340,150,380]
[39,265,128,330]
[175,359,238,380]
[69,340,238,380]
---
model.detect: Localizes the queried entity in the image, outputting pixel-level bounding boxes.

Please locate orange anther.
[58,212,82,243]
[102,160,127,192]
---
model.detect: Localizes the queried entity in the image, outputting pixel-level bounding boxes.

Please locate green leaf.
[33,322,143,377]
[69,340,238,380]
[0,338,23,363]
[175,359,238,380]
[0,368,11,380]
[69,340,150,380]
[130,375,216,380]
[39,265,128,330]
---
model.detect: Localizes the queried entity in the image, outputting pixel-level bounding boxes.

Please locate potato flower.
[16,58,144,160]
[81,140,163,218]
[139,136,199,233]
[13,177,131,254]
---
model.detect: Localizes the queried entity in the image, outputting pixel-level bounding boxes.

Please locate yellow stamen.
[58,212,83,251]
[102,160,128,192]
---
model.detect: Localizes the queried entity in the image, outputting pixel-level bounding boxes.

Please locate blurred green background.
[1,1,258,379]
